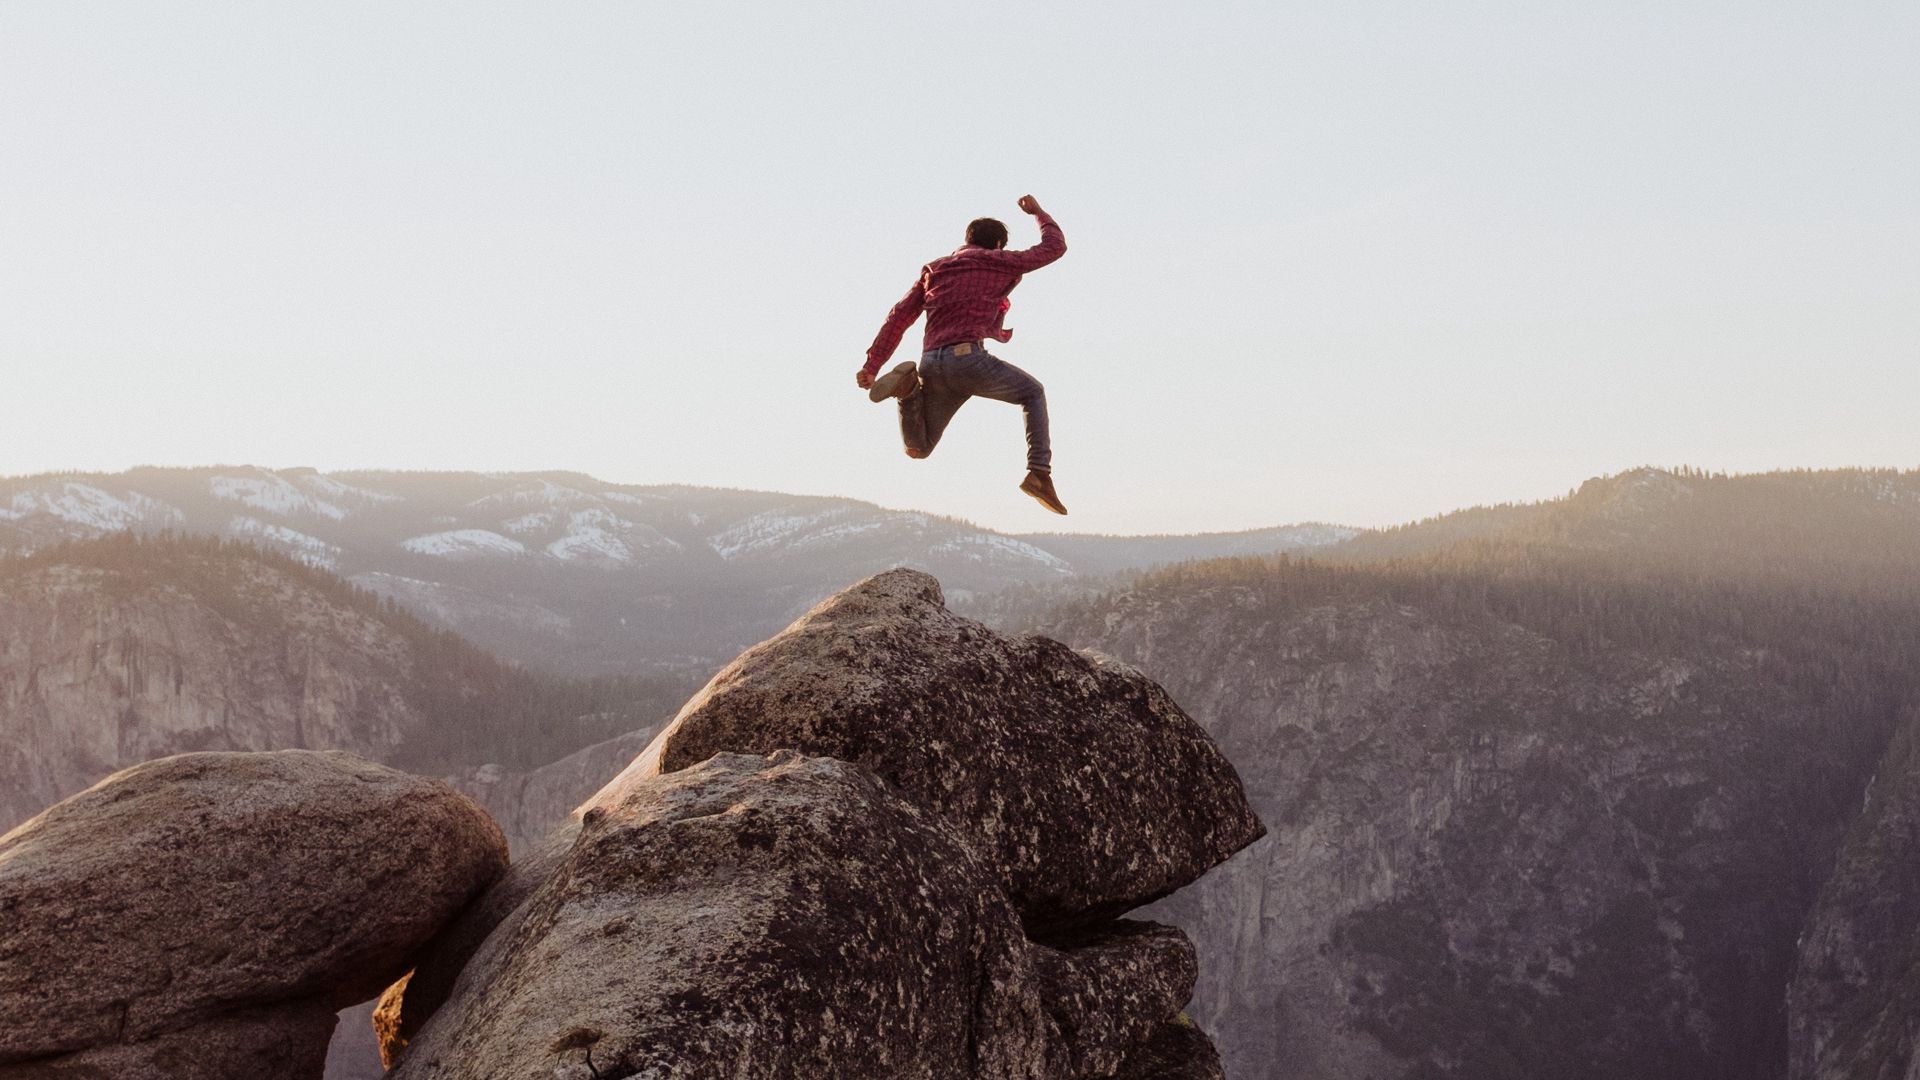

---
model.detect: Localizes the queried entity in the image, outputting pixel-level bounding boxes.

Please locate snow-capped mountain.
[0,467,1356,675]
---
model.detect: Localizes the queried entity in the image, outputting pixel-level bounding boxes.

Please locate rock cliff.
[1042,545,1920,1079]
[0,534,677,833]
[1788,711,1920,1080]
[0,552,423,830]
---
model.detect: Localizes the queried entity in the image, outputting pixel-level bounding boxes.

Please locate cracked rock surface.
[1108,1019,1228,1080]
[387,751,1197,1080]
[592,567,1265,930]
[374,823,578,1067]
[0,750,507,1073]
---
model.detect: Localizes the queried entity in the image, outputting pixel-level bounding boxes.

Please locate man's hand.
[856,368,876,390]
[1018,194,1044,216]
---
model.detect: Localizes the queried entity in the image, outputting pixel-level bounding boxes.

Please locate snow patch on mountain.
[546,528,630,563]
[211,475,347,520]
[402,530,527,557]
[469,480,591,510]
[228,516,341,568]
[299,474,403,505]
[544,509,682,564]
[786,517,895,549]
[505,512,556,535]
[707,509,846,559]
[0,483,182,531]
[708,508,955,559]
[1278,524,1363,548]
[931,533,1073,572]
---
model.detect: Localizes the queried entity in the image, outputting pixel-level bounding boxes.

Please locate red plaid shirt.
[864,212,1066,376]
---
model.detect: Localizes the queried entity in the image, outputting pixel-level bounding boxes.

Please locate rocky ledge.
[1,570,1261,1078]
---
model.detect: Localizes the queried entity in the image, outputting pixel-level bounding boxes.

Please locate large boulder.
[591,568,1265,928]
[0,750,508,1070]
[0,1000,338,1080]
[387,751,1194,1079]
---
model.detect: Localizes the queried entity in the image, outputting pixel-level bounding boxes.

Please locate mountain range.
[0,467,1354,677]
[10,463,1920,1079]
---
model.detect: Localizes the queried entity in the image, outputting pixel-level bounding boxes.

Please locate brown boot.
[868,361,918,403]
[1019,470,1067,515]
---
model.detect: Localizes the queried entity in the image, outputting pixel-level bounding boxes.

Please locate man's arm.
[986,194,1066,273]
[859,274,927,386]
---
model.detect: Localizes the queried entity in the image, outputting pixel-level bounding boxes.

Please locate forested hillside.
[1038,466,1920,1080]
[0,533,688,830]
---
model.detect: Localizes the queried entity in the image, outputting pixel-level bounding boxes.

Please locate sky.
[2,2,1915,535]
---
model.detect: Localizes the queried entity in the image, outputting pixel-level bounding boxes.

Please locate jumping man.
[858,194,1069,515]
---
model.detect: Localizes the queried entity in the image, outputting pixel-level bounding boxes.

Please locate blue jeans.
[899,342,1051,473]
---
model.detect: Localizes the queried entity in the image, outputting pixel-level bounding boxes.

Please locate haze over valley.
[10,464,1920,1078]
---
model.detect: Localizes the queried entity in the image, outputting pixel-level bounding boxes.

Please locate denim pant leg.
[951,351,1051,472]
[899,353,973,457]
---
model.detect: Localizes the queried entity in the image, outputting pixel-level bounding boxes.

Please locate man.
[858,194,1069,515]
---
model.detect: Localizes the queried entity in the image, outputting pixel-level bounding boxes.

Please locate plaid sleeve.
[987,213,1066,273]
[865,272,928,375]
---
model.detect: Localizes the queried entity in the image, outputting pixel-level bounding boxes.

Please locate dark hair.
[966,217,1009,249]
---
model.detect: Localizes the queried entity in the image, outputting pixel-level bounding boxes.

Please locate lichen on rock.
[388,751,1200,1079]
[592,567,1266,930]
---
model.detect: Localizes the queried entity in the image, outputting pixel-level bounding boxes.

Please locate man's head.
[966,217,1009,250]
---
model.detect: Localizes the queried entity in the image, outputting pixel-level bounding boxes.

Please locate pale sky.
[3,2,1915,534]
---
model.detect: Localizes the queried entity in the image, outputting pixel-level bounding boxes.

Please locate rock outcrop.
[0,751,507,1077]
[375,570,1256,1076]
[0,567,1254,1078]
[592,568,1265,929]
[387,751,1197,1079]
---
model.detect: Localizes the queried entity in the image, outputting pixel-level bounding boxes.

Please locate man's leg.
[955,352,1051,474]
[955,351,1065,513]
[899,358,972,459]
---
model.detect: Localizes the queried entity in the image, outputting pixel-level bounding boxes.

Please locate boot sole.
[868,361,918,403]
